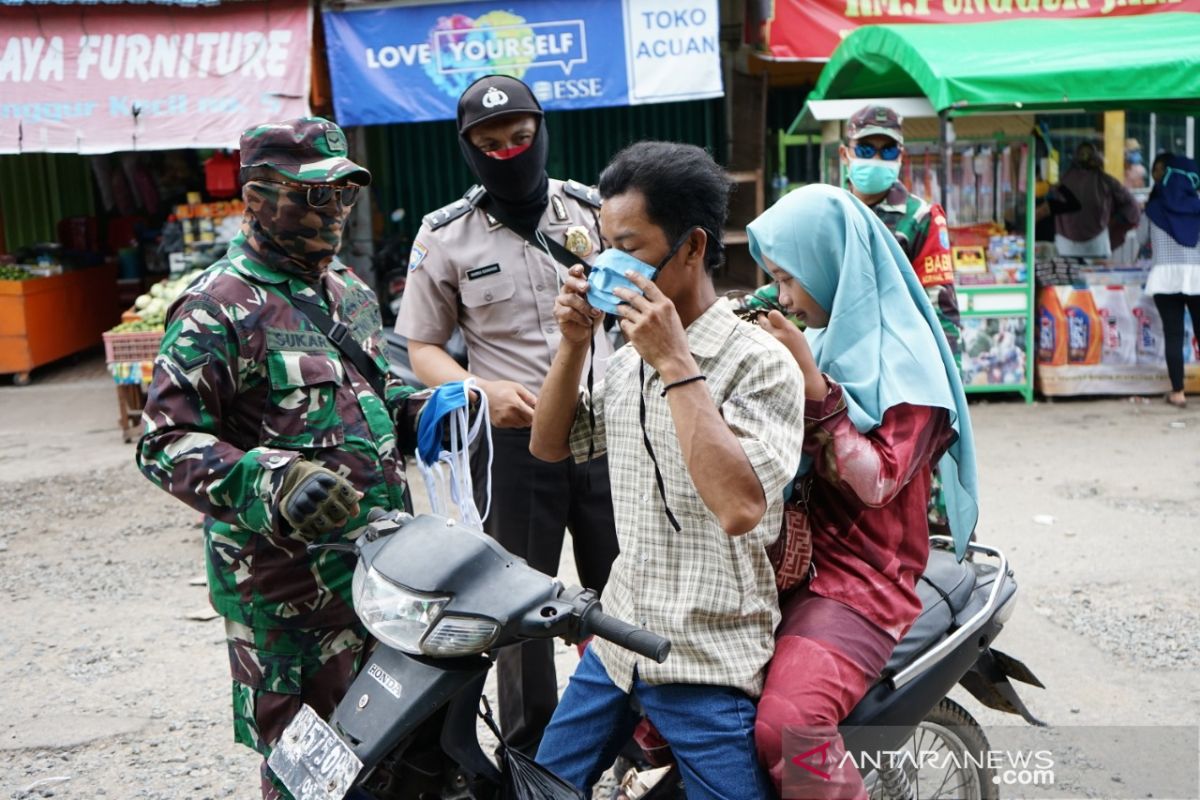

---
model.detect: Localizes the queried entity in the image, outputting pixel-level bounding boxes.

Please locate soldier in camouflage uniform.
[137,117,419,799]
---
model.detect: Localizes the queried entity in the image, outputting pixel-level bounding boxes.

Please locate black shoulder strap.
[424,185,486,231]
[485,201,591,273]
[563,180,602,209]
[285,289,389,400]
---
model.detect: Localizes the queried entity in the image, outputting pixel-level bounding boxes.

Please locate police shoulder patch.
[423,185,486,231]
[563,180,602,209]
[409,241,429,272]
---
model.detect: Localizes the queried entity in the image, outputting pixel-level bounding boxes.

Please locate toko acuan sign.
[321,0,723,125]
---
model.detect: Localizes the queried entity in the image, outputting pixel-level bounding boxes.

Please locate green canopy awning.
[809,13,1200,116]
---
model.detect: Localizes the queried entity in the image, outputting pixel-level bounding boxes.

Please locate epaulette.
[423,185,487,230]
[563,179,602,209]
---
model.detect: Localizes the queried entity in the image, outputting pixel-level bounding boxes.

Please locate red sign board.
[0,0,312,154]
[768,0,1200,61]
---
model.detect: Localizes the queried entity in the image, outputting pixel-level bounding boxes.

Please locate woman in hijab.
[745,185,979,799]
[1141,154,1200,408]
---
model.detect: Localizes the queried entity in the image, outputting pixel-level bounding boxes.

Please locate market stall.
[794,13,1200,400]
[792,101,1039,400]
[0,0,311,391]
[99,195,241,440]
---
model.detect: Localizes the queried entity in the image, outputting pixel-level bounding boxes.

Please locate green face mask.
[847,158,901,195]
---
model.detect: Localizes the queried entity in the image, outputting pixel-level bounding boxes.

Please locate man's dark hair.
[598,141,731,271]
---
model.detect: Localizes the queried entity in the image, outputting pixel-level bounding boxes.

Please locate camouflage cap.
[847,105,903,145]
[239,117,371,186]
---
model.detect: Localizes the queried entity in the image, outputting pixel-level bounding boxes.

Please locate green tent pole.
[1024,133,1036,404]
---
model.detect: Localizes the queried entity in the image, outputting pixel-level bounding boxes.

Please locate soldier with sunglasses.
[841,105,960,538]
[138,117,422,799]
[842,105,960,361]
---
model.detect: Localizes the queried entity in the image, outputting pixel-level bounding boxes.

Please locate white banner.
[624,0,723,105]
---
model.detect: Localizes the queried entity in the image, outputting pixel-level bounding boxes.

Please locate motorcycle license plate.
[267,704,362,800]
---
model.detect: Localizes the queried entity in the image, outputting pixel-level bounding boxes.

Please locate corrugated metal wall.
[0,153,95,253]
[363,98,725,241]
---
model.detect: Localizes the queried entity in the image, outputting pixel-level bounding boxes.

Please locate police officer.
[396,75,620,755]
[138,118,420,799]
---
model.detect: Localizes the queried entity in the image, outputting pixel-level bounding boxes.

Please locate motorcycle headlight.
[352,563,448,654]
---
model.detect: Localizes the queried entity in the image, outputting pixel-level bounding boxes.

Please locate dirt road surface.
[1,356,1197,799]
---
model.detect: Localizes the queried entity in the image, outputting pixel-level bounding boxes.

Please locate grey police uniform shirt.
[397,179,612,393]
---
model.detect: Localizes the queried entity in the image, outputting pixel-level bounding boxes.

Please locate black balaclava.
[456,75,549,232]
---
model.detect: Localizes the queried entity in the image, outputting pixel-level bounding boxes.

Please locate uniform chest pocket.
[261,350,346,450]
[460,270,516,308]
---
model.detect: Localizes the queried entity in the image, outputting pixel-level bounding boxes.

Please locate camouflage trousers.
[224,619,367,800]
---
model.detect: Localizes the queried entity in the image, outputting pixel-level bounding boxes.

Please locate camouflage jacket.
[137,237,418,630]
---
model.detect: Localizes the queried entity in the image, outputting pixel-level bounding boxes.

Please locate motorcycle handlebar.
[582,605,671,664]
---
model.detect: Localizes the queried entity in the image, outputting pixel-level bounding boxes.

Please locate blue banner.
[322,0,721,125]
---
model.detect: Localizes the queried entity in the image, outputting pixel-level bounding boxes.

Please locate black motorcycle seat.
[880,548,977,678]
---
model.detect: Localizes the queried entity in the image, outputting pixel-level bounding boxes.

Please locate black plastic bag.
[500,745,585,800]
[478,696,583,800]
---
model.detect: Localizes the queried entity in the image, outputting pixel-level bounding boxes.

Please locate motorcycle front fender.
[330,646,490,768]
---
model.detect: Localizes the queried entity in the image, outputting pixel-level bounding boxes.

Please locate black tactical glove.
[278,461,361,539]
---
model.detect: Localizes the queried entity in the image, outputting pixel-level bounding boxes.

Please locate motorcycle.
[268,508,1042,800]
[614,536,1045,800]
[267,510,668,800]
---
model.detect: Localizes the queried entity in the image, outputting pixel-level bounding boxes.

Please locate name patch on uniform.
[409,241,429,272]
[267,328,330,353]
[466,264,501,280]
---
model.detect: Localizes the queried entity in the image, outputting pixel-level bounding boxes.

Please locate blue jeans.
[535,649,773,800]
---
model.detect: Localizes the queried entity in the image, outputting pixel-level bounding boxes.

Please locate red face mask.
[484,142,533,160]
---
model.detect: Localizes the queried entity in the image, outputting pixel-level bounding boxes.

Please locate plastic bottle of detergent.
[1132,294,1166,365]
[1184,312,1199,364]
[1093,285,1137,365]
[1036,286,1068,365]
[1065,288,1103,365]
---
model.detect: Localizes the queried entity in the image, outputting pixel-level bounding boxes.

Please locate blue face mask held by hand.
[585,249,658,315]
[585,228,699,315]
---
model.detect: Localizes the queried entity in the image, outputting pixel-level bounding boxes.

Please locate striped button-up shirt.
[569,299,806,697]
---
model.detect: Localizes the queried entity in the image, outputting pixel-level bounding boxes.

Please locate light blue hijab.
[746,184,979,559]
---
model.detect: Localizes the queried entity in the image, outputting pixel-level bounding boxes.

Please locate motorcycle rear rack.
[889,537,1010,691]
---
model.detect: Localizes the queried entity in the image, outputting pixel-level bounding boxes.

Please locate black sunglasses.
[853,142,902,161]
[251,179,360,208]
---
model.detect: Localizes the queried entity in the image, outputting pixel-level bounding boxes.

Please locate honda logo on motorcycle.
[367,663,403,699]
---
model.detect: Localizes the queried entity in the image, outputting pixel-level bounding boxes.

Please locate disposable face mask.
[585,229,695,315]
[586,249,658,315]
[848,158,901,195]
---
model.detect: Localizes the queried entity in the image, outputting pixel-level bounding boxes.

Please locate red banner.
[768,0,1200,61]
[0,0,312,154]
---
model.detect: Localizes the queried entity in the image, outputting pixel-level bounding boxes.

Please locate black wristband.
[660,374,707,396]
